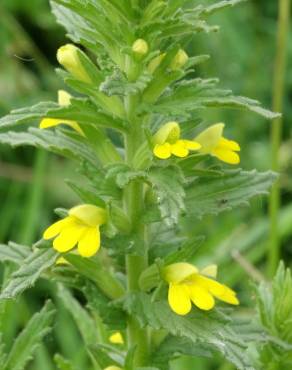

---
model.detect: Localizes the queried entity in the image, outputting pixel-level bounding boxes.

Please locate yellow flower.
[163,262,239,315]
[104,367,122,370]
[39,90,83,135]
[153,121,201,159]
[109,332,124,344]
[132,39,149,56]
[57,44,91,83]
[194,123,240,165]
[43,204,107,258]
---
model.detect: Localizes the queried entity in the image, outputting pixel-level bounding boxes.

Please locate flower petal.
[182,140,201,151]
[200,264,218,278]
[77,227,100,257]
[171,141,189,158]
[212,148,240,165]
[194,123,224,153]
[218,137,240,151]
[109,332,124,344]
[194,275,225,296]
[40,118,82,134]
[168,283,192,315]
[43,217,74,240]
[188,283,215,311]
[164,263,198,284]
[69,204,107,227]
[214,285,239,305]
[153,143,172,159]
[53,223,85,253]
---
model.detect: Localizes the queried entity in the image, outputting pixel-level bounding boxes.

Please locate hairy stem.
[268,0,290,277]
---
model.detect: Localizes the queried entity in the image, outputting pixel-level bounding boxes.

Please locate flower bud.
[104,367,122,370]
[132,38,149,57]
[170,49,189,70]
[148,53,166,73]
[58,90,72,107]
[57,44,91,83]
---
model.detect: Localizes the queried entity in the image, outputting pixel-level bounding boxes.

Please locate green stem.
[268,0,290,277]
[124,105,150,366]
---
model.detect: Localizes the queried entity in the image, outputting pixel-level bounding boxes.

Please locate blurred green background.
[0,0,291,369]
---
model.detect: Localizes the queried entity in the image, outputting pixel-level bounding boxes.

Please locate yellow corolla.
[109,332,124,344]
[104,367,122,370]
[195,123,240,165]
[43,204,107,258]
[39,90,83,135]
[153,121,201,159]
[163,262,239,315]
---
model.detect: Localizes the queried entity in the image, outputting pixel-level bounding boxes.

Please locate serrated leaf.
[0,248,58,300]
[82,281,126,330]
[0,102,56,132]
[185,169,277,219]
[144,78,280,119]
[0,242,31,265]
[57,284,99,346]
[0,128,99,166]
[152,335,211,370]
[54,354,77,370]
[148,166,185,226]
[200,0,248,16]
[3,301,55,370]
[122,293,254,370]
[100,70,152,97]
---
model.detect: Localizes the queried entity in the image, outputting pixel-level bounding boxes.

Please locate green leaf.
[82,281,127,330]
[3,300,55,370]
[64,254,125,300]
[0,242,31,265]
[148,166,185,226]
[90,344,123,368]
[144,79,280,119]
[152,335,211,370]
[0,102,56,132]
[57,284,99,346]
[122,293,253,370]
[253,263,292,368]
[65,180,105,207]
[0,248,58,300]
[0,335,6,369]
[116,165,186,226]
[0,128,98,166]
[100,70,152,97]
[54,354,77,370]
[200,0,248,16]
[185,169,277,219]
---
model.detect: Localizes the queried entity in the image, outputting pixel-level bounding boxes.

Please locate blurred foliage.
[0,0,291,369]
